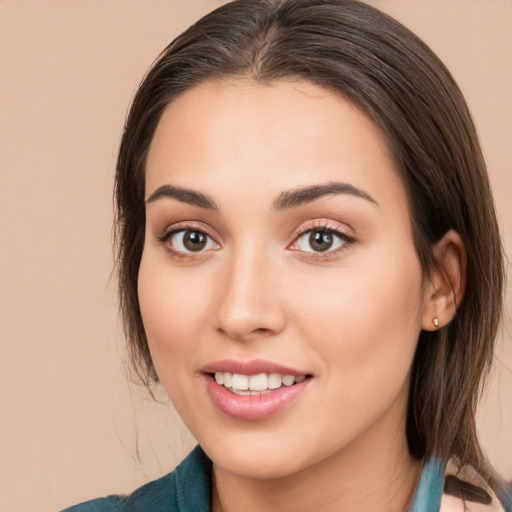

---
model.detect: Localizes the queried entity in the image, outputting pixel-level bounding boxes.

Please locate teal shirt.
[60,446,446,512]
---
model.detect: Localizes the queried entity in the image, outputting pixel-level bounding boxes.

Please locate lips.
[203,359,308,376]
[202,359,312,420]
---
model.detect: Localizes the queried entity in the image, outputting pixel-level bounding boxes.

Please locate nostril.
[215,324,278,343]
[253,327,271,334]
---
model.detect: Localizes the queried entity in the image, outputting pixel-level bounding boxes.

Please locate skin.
[138,79,464,512]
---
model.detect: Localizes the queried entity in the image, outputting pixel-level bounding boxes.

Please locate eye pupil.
[309,231,333,252]
[183,230,207,251]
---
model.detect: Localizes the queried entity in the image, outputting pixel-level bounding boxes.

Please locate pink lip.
[202,358,308,377]
[202,359,312,421]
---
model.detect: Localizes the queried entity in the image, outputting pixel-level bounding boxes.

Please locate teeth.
[268,373,282,389]
[231,373,249,390]
[249,373,268,391]
[213,372,307,392]
[282,375,295,386]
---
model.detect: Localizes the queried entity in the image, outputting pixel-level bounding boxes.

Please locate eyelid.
[156,221,216,240]
[289,219,356,256]
[294,218,354,239]
[156,221,220,257]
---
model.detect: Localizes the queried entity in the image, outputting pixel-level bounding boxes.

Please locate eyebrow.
[145,181,377,211]
[273,182,378,210]
[145,185,218,210]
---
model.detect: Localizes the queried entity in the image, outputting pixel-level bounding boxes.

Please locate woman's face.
[139,79,431,479]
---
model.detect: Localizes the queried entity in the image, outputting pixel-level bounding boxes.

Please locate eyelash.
[290,222,356,259]
[156,221,355,260]
[156,222,219,259]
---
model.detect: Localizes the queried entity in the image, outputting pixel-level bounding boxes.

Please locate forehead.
[145,79,406,214]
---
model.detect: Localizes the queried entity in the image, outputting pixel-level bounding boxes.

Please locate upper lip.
[201,359,309,377]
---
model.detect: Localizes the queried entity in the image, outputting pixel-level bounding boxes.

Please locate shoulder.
[60,472,179,512]
[60,445,212,512]
[410,458,511,512]
[440,460,511,512]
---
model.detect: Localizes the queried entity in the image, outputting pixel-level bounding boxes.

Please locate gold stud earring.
[433,317,440,328]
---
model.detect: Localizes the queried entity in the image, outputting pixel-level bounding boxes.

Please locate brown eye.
[309,231,334,252]
[293,227,353,254]
[166,229,217,253]
[183,230,207,251]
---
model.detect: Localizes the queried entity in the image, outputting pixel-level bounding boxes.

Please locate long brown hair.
[114,0,504,486]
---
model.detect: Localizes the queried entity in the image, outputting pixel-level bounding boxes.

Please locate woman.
[64,0,509,510]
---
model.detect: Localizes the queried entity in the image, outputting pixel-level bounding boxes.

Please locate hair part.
[114,0,505,488]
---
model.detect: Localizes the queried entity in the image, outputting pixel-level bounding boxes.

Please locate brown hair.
[114,0,504,485]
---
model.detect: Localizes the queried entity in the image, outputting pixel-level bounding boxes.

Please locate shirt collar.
[408,458,445,512]
[176,447,446,512]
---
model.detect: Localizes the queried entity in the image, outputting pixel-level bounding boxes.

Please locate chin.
[212,450,300,481]
[195,431,301,479]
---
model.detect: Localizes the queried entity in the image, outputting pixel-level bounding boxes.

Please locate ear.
[421,230,466,331]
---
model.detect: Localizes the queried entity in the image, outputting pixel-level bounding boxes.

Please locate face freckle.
[138,79,427,481]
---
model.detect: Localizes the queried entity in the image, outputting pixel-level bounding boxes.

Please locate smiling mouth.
[211,372,311,395]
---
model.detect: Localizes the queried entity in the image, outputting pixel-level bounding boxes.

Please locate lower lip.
[204,375,310,421]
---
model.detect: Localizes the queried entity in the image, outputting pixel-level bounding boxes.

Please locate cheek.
[137,251,210,380]
[289,250,424,388]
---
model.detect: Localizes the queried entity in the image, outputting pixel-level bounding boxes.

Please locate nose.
[213,248,287,342]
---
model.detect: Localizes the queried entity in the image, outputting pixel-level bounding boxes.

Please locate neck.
[211,396,421,512]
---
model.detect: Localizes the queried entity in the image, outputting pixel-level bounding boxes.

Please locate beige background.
[0,1,510,511]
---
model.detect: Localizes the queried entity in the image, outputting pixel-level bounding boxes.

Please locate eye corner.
[155,222,221,259]
[288,220,356,258]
